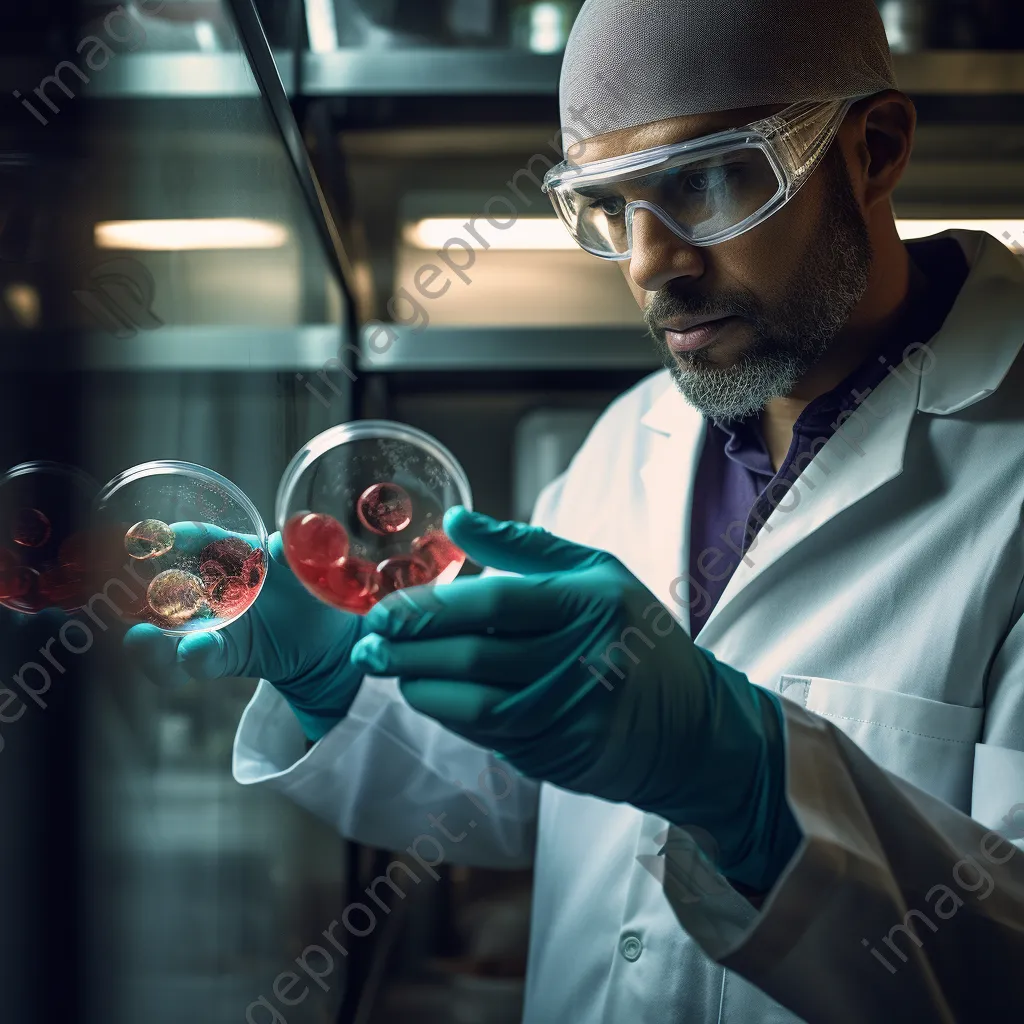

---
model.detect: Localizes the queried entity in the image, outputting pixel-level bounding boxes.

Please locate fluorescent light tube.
[403,217,578,251]
[95,218,289,251]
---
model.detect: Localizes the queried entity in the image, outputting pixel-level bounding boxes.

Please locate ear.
[841,90,916,212]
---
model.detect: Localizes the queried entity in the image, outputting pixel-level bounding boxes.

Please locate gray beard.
[653,158,874,424]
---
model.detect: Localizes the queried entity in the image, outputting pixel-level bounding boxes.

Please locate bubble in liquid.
[12,507,51,548]
[284,512,349,568]
[0,565,38,600]
[357,483,413,536]
[326,556,380,615]
[147,569,205,624]
[377,555,433,594]
[125,519,175,560]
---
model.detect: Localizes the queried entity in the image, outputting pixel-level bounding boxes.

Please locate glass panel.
[318,0,585,52]
[1,4,352,1024]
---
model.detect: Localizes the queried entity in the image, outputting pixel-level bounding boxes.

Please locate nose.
[627,206,705,293]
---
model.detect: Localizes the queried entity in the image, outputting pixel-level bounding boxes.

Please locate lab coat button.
[620,934,643,961]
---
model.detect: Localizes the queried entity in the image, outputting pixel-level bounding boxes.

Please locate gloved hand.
[351,507,801,892]
[124,525,369,740]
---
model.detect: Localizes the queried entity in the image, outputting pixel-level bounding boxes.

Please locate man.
[128,0,1024,1019]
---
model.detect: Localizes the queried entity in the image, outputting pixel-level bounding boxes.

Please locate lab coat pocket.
[785,675,983,810]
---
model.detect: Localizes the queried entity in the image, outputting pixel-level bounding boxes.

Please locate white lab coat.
[234,230,1024,1023]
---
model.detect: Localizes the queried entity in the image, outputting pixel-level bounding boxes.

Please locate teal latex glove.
[351,507,801,892]
[124,525,369,740]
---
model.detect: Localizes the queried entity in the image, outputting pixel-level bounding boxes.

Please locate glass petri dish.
[93,461,269,635]
[0,461,99,614]
[276,421,472,614]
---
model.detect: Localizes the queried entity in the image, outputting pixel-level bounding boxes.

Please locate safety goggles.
[542,98,858,259]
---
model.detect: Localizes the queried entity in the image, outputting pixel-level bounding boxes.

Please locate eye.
[594,195,626,218]
[684,167,731,192]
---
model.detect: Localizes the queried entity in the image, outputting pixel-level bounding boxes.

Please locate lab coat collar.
[915,230,1024,415]
[635,229,1024,640]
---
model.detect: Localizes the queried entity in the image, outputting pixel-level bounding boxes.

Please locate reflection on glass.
[331,0,585,49]
[81,1,241,55]
[18,3,356,1024]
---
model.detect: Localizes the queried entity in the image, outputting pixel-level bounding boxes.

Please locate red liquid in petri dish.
[357,483,413,536]
[284,512,349,567]
[377,554,434,595]
[207,576,251,617]
[0,565,37,601]
[198,536,252,576]
[197,542,265,619]
[38,567,90,611]
[411,530,465,579]
[57,532,91,574]
[325,557,381,614]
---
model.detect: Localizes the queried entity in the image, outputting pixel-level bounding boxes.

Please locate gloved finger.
[444,507,607,576]
[364,573,569,639]
[398,678,511,730]
[176,627,252,680]
[123,623,193,687]
[267,531,289,568]
[351,629,572,684]
[167,522,261,558]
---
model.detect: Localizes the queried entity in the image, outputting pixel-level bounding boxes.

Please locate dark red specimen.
[356,483,413,536]
[377,555,433,595]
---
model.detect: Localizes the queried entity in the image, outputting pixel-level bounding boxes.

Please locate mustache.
[643,287,758,333]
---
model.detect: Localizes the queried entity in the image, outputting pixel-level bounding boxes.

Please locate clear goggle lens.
[552,144,783,257]
[544,99,857,258]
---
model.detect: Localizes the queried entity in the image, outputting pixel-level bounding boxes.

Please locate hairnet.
[559,0,897,151]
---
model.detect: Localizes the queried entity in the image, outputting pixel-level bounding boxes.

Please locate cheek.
[713,194,823,303]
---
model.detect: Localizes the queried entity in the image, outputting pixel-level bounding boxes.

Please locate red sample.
[357,483,413,536]
[0,565,38,601]
[38,567,89,611]
[377,554,433,595]
[325,556,381,614]
[199,559,227,586]
[58,532,91,574]
[284,512,349,567]
[239,549,265,588]
[207,577,251,617]
[12,507,51,549]
[198,541,265,619]
[198,536,252,575]
[411,530,465,579]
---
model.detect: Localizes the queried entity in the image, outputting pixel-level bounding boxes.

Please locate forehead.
[566,104,786,165]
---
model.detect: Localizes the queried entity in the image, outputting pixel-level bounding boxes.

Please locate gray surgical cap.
[559,0,897,150]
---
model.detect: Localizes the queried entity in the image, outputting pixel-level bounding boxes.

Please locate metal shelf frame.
[4,49,1017,101]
